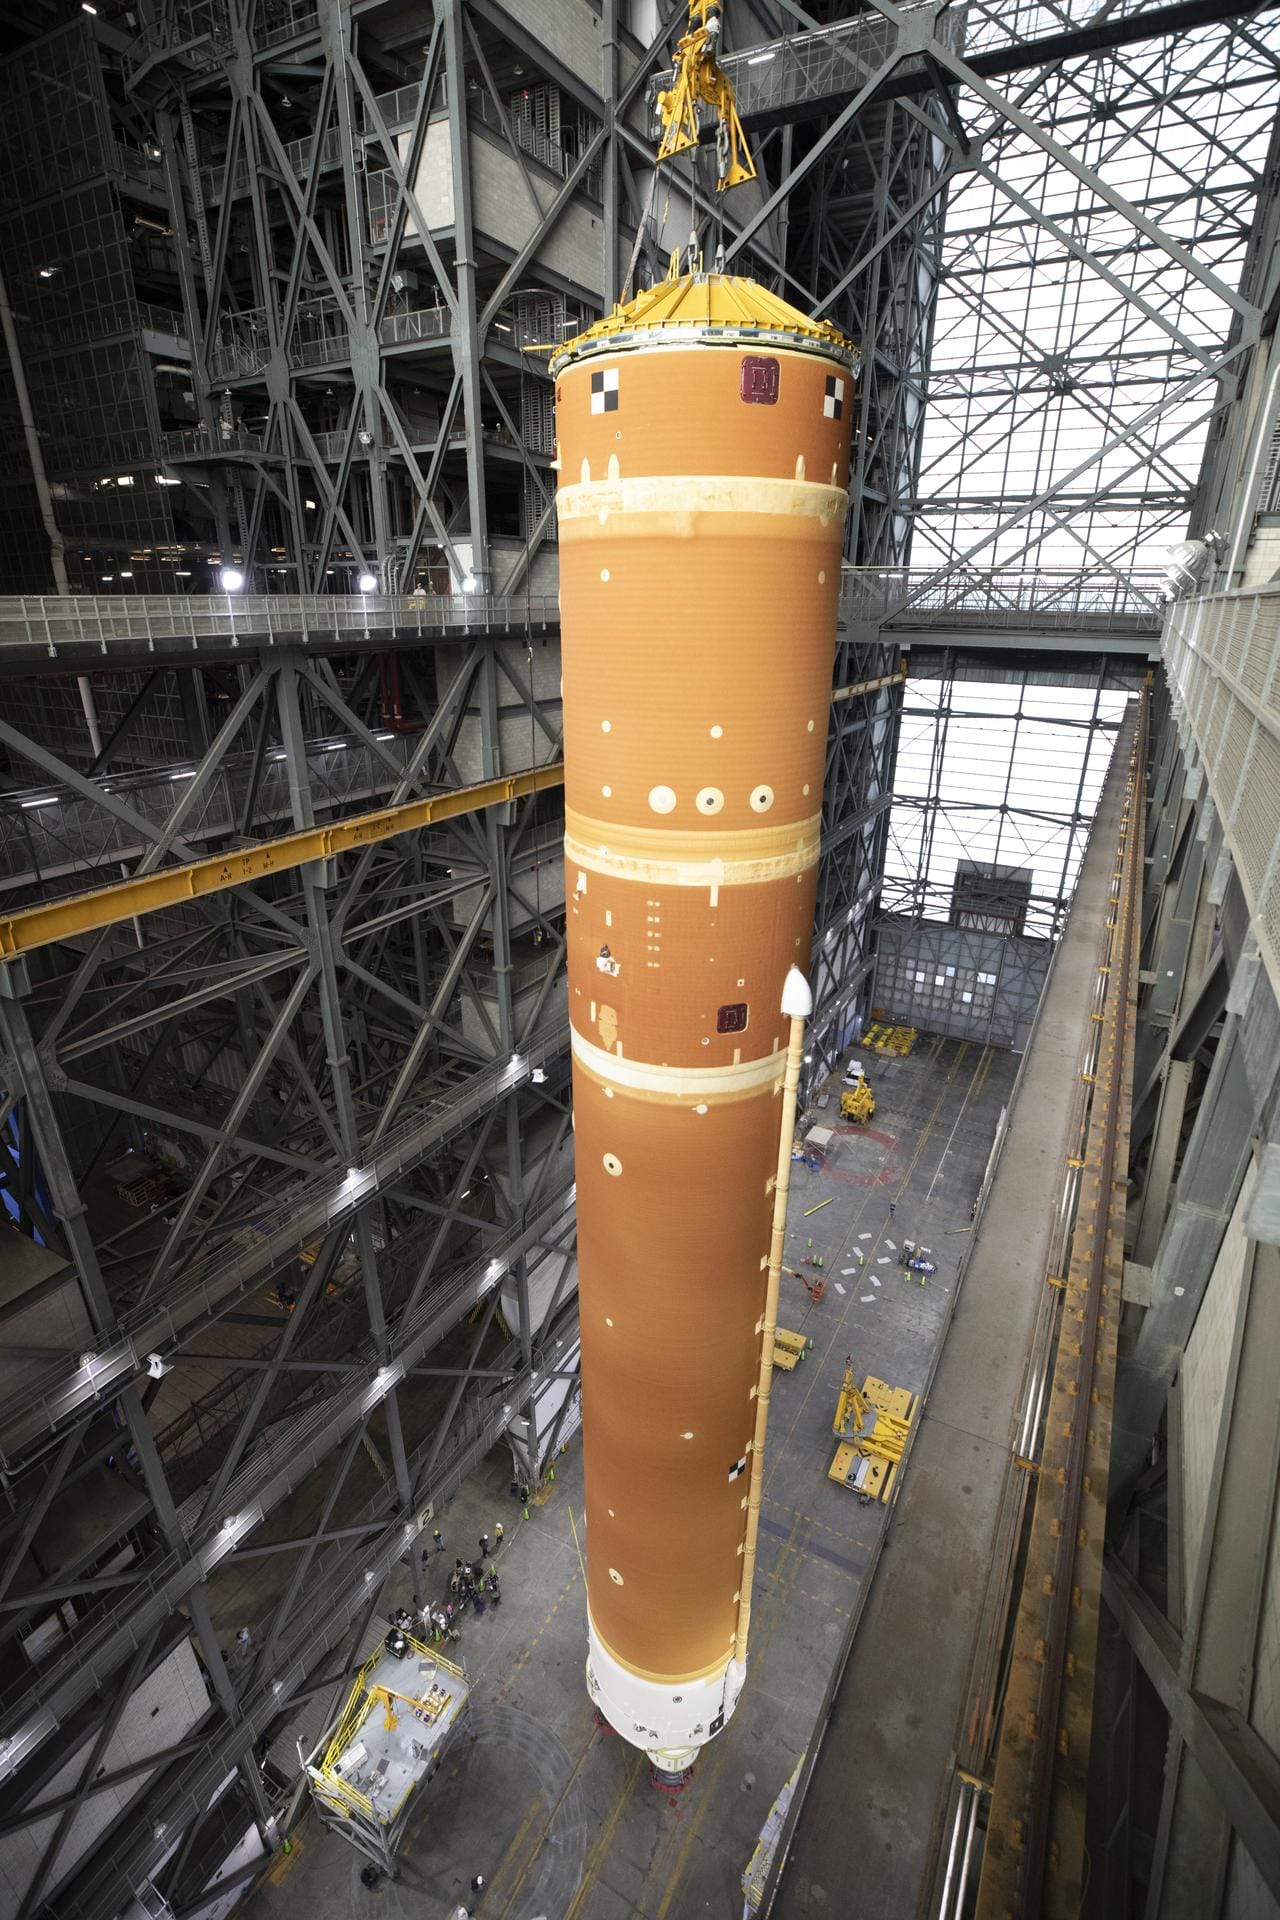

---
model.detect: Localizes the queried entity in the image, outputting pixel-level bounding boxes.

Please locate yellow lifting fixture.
[829,1361,917,1503]
[656,0,757,192]
[840,1080,876,1125]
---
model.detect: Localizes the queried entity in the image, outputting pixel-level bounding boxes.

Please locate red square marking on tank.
[740,355,779,405]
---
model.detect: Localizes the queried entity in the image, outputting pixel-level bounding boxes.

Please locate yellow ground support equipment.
[840,1081,876,1124]
[656,1,757,191]
[862,1022,918,1057]
[829,1364,918,1502]
[771,1328,812,1372]
[305,1638,469,1879]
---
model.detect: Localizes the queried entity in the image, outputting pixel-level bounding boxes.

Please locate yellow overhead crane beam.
[0,762,565,961]
[656,0,757,192]
[0,667,903,964]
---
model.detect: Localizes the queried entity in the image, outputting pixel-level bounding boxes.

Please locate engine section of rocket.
[551,272,856,1771]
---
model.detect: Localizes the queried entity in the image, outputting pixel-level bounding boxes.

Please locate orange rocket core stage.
[553,275,855,1739]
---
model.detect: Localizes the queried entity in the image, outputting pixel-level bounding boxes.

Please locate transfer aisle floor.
[248,1032,1015,1920]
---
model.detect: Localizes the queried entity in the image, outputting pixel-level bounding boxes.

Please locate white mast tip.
[780,967,813,1018]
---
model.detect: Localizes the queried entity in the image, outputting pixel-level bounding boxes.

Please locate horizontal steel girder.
[0,763,565,961]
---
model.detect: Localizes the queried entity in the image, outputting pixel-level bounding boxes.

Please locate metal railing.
[159,424,264,460]
[725,3,961,121]
[876,567,1166,628]
[0,592,561,660]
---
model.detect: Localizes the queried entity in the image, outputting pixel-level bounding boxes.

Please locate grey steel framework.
[883,656,1130,940]
[0,2,1277,1916]
[0,6,921,1912]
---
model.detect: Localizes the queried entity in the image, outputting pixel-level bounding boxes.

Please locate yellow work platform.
[772,1328,811,1371]
[861,1022,918,1057]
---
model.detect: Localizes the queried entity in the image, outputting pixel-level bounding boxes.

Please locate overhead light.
[116,474,134,486]
[119,570,133,578]
[747,50,775,65]
[21,797,58,810]
[356,571,378,593]
[37,266,57,279]
[101,575,114,583]
[375,731,395,741]
[156,474,180,485]
[462,572,477,593]
[81,2,97,11]
[304,498,316,509]
[174,568,192,576]
[219,565,245,591]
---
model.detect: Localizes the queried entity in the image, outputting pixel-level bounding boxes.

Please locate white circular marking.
[601,719,612,732]
[609,1567,624,1585]
[681,1432,694,1440]
[608,1508,616,1518]
[807,719,816,733]
[602,785,612,798]
[802,783,811,797]
[750,784,775,813]
[694,1102,708,1114]
[695,786,724,815]
[818,570,826,584]
[605,1316,614,1327]
[648,784,677,815]
[600,568,611,582]
[603,1087,614,1099]
[603,1153,623,1176]
[710,724,724,739]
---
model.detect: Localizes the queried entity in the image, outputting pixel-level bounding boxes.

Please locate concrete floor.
[245,1031,1015,1920]
[773,734,1134,1918]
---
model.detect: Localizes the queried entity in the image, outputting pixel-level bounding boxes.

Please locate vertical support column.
[440,0,489,588]
[601,0,620,302]
[323,0,391,576]
[275,661,413,1515]
[474,643,539,1470]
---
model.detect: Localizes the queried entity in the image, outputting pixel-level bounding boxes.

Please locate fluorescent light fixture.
[116,474,134,486]
[156,474,180,485]
[375,731,395,741]
[37,266,57,279]
[81,2,97,12]
[119,570,133,578]
[747,49,775,64]
[173,770,197,780]
[356,572,378,592]
[22,796,57,810]
[174,569,192,576]
[219,566,245,591]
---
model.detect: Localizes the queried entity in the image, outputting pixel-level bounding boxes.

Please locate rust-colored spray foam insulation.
[552,272,855,1764]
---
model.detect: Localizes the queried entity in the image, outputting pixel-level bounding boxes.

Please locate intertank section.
[551,270,856,1770]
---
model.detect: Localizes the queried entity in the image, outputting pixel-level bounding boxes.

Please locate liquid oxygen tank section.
[552,271,856,1772]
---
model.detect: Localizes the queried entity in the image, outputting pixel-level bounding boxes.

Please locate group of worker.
[416,1525,507,1638]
